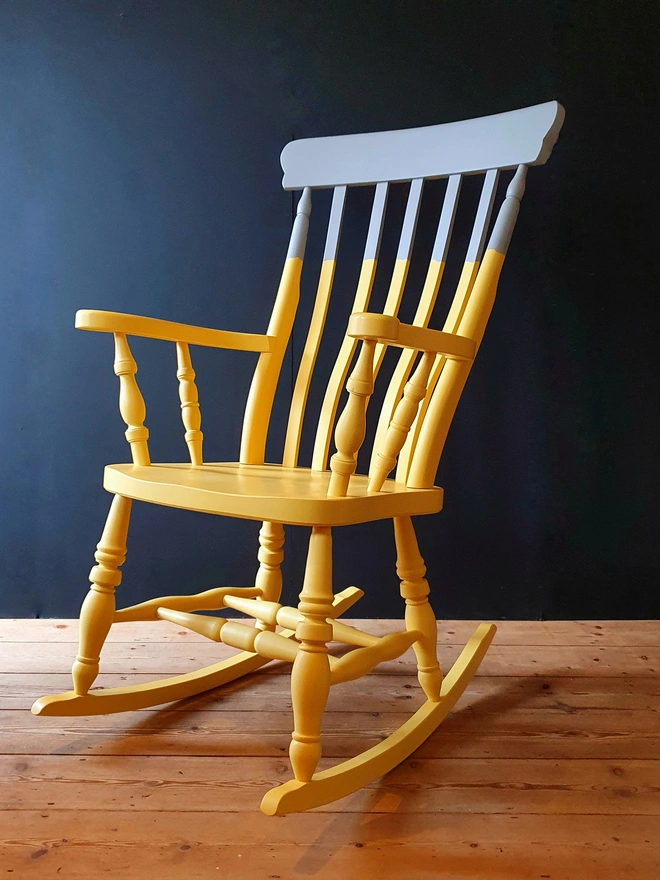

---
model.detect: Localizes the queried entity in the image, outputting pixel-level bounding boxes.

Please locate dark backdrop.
[1,1,659,619]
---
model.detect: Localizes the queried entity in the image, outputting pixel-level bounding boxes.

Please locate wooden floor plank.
[1,707,658,761]
[2,840,658,880]
[1,641,658,677]
[3,671,660,712]
[1,809,658,844]
[2,754,659,815]
[2,617,658,645]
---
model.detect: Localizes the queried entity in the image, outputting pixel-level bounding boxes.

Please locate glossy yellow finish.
[76,309,272,351]
[328,339,376,497]
[32,586,364,717]
[408,249,505,488]
[72,494,131,695]
[283,259,336,467]
[312,257,378,471]
[241,256,303,464]
[33,139,535,815]
[347,312,475,359]
[369,351,435,493]
[176,342,203,465]
[261,622,496,815]
[102,462,443,526]
[396,258,480,483]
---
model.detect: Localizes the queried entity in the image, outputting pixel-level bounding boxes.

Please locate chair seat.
[103,462,444,527]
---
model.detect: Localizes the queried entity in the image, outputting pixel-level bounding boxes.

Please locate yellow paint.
[260,622,496,815]
[371,258,446,477]
[312,257,378,471]
[373,257,411,376]
[75,309,272,352]
[34,170,510,818]
[102,461,443,527]
[33,587,364,716]
[397,258,481,483]
[407,249,505,488]
[283,259,336,467]
[241,256,303,465]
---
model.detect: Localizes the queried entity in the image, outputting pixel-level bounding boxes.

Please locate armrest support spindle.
[327,339,376,497]
[176,342,203,465]
[369,350,435,492]
[113,333,150,466]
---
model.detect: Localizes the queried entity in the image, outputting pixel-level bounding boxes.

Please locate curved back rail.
[237,101,564,491]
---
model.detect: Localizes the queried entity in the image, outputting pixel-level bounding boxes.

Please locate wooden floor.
[0,619,658,879]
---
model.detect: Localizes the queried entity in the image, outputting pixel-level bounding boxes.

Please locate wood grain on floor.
[0,619,658,879]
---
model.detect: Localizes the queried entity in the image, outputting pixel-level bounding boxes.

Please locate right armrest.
[347,312,475,361]
[75,309,273,352]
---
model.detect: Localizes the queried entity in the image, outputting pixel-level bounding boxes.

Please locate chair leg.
[394,515,442,702]
[289,526,334,782]
[254,522,285,631]
[72,494,131,696]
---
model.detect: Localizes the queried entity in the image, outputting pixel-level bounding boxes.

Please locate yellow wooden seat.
[32,101,565,816]
[104,462,444,526]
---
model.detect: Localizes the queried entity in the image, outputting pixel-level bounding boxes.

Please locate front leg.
[394,515,442,701]
[289,526,334,782]
[72,494,131,695]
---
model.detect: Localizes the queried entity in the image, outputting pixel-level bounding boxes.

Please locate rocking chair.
[32,101,565,815]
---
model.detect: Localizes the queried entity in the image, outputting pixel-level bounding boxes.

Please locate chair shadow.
[291,666,571,877]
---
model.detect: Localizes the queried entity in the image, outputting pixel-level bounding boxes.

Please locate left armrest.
[75,309,273,353]
[347,312,475,361]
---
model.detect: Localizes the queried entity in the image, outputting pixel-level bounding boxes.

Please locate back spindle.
[312,182,389,471]
[406,165,529,489]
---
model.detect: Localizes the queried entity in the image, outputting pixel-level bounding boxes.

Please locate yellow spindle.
[327,339,376,497]
[254,521,285,631]
[329,630,419,685]
[113,333,150,466]
[290,526,334,782]
[394,515,442,701]
[72,495,131,695]
[369,350,435,492]
[176,342,203,465]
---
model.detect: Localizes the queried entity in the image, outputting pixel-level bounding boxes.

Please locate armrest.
[347,312,475,361]
[75,309,273,353]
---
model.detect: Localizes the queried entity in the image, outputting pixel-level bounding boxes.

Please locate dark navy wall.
[1,1,659,619]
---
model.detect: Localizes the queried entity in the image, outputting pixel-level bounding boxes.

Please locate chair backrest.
[240,101,564,489]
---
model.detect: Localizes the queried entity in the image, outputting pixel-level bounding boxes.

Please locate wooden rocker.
[32,101,565,815]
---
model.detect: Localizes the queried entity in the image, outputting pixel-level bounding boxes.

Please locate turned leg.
[254,522,285,632]
[72,495,131,695]
[394,516,442,702]
[289,526,334,782]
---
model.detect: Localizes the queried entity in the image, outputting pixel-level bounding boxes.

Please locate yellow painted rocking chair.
[33,101,565,815]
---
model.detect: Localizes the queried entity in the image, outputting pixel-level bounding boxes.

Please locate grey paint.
[465,170,500,264]
[286,187,312,260]
[281,101,564,190]
[488,165,528,255]
[363,182,389,262]
[430,175,462,264]
[395,178,424,262]
[322,186,346,262]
